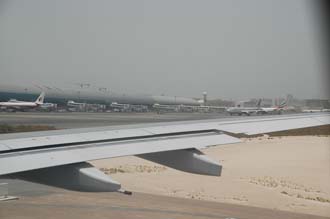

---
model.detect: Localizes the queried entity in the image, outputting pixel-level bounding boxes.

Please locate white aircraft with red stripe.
[0,92,45,110]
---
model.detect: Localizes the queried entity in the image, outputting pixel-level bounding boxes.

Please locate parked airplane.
[0,113,329,192]
[178,104,195,112]
[258,95,294,115]
[0,92,45,110]
[110,102,131,112]
[227,95,295,116]
[67,100,86,107]
[226,99,262,116]
[39,102,57,112]
[202,105,226,113]
[156,104,226,113]
[277,95,296,112]
[67,100,86,112]
[178,104,211,113]
[153,103,179,113]
[129,104,149,112]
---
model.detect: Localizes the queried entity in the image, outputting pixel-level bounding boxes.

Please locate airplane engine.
[138,149,222,176]
[12,162,121,192]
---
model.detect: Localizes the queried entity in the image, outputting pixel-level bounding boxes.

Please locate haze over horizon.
[0,0,328,100]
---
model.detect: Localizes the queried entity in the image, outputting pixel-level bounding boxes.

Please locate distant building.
[260,98,273,107]
[206,99,235,107]
[305,99,330,109]
[0,84,199,107]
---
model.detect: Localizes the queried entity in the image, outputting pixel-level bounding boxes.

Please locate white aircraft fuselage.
[0,92,45,110]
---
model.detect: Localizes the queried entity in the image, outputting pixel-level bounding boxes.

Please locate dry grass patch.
[0,124,56,134]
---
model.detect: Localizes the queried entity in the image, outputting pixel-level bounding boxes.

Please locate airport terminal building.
[0,84,199,106]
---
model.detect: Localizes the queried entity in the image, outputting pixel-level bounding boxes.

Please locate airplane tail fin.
[278,94,292,108]
[35,92,45,105]
[256,99,262,108]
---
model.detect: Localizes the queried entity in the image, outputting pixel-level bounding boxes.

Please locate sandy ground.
[92,136,330,217]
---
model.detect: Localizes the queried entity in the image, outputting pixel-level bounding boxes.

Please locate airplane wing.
[0,113,329,192]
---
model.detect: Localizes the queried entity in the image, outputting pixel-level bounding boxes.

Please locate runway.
[0,112,230,129]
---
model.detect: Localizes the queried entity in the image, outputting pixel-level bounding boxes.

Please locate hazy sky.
[0,0,328,100]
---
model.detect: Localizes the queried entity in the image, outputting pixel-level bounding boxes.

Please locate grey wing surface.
[0,113,329,192]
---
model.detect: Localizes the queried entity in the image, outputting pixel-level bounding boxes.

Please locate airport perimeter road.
[0,180,328,219]
[0,112,230,129]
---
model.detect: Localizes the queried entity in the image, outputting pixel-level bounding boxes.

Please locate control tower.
[203,91,207,106]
